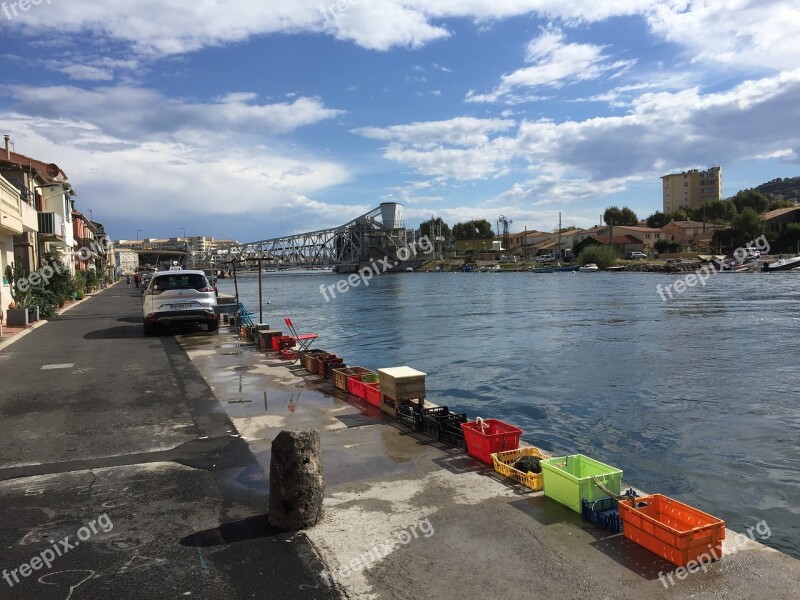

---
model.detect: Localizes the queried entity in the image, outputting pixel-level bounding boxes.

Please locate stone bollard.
[268,430,325,530]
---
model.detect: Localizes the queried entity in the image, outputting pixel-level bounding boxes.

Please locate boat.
[578,263,599,272]
[605,266,624,272]
[761,256,800,272]
[530,267,554,273]
[553,265,580,273]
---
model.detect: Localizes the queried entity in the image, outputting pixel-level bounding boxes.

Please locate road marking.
[41,363,75,370]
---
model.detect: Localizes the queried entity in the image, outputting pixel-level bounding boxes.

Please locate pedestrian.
[127,275,131,288]
[134,273,140,288]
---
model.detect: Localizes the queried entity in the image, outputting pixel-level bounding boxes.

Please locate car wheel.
[143,320,156,336]
[207,318,219,332]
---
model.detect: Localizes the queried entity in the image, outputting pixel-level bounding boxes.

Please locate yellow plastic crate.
[491,447,544,491]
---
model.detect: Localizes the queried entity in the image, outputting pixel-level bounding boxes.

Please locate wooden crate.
[377,366,426,401]
[332,367,357,391]
[257,329,283,351]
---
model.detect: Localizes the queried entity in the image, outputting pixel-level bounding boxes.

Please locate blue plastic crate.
[581,489,638,533]
[582,497,622,533]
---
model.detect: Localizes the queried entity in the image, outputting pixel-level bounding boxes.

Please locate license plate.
[172,303,193,309]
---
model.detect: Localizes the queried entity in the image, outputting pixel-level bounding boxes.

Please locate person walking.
[126,275,131,288]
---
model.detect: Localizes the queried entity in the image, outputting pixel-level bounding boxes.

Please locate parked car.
[627,252,648,260]
[142,270,218,335]
[537,254,556,262]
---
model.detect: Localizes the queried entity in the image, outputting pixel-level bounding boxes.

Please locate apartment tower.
[662,166,722,213]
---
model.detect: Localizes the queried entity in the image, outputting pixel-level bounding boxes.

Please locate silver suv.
[142,270,218,335]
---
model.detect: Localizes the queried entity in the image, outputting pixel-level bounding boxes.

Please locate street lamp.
[180,227,186,239]
[137,229,142,242]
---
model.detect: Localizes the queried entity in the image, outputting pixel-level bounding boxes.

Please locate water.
[219,270,800,557]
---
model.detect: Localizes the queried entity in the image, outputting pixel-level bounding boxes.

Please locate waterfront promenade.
[0,285,337,599]
[1,285,798,599]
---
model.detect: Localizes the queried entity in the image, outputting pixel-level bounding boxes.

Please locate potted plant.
[4,263,31,327]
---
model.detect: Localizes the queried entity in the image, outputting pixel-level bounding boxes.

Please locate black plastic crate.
[396,403,421,430]
[420,407,466,438]
[438,419,467,450]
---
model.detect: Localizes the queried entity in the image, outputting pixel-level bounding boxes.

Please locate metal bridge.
[198,203,419,272]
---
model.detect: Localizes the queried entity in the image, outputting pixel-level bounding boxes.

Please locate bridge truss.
[199,205,408,270]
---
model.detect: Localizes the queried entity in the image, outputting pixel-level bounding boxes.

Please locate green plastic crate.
[540,454,622,513]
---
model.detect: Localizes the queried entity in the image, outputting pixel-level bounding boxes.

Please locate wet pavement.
[179,321,800,600]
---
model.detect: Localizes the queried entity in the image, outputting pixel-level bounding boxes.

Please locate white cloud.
[0,1,796,78]
[7,86,343,140]
[467,26,636,103]
[354,117,515,147]
[359,69,800,203]
[60,65,115,81]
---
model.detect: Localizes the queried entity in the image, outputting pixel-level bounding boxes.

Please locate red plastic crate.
[364,384,382,407]
[460,419,523,465]
[619,494,725,568]
[349,378,379,401]
[272,335,294,351]
[280,349,299,360]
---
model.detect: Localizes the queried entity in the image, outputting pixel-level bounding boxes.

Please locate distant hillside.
[754,176,800,200]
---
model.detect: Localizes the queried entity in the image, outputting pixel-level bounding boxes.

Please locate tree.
[732,189,769,214]
[603,206,638,226]
[655,238,682,253]
[646,211,668,228]
[419,217,451,240]
[692,200,736,223]
[452,219,495,240]
[730,207,765,245]
[767,199,796,211]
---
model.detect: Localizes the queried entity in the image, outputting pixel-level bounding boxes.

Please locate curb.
[0,319,47,352]
[0,285,116,352]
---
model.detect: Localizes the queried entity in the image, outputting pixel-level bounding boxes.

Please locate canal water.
[219,270,800,558]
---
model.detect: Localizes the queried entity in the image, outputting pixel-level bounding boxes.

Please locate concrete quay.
[0,284,797,599]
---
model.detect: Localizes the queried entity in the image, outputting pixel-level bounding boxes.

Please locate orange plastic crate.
[460,419,522,465]
[619,494,725,568]
[280,349,299,360]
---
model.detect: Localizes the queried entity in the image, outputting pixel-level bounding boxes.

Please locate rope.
[591,476,638,506]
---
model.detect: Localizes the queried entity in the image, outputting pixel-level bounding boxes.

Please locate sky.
[1,0,799,242]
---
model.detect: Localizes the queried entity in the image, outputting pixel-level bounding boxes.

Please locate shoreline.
[178,325,800,599]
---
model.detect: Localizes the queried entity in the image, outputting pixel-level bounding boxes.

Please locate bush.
[28,287,58,318]
[577,245,620,269]
[74,271,87,296]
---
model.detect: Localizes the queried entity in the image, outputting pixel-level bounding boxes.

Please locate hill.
[755,176,800,201]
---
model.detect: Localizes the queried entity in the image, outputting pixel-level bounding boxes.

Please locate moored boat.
[578,263,599,272]
[761,256,800,272]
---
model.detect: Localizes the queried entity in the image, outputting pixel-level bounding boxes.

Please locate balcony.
[38,212,65,238]
[0,175,24,236]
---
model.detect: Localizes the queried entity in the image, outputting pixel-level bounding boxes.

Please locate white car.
[142,270,218,335]
[537,254,556,262]
[627,252,648,260]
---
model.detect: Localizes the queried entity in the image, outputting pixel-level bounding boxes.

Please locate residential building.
[573,235,645,256]
[1,172,38,323]
[593,225,662,255]
[763,206,800,236]
[115,250,139,275]
[658,220,717,252]
[0,137,77,274]
[662,166,722,213]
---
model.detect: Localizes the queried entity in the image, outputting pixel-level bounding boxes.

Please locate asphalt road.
[0,285,339,599]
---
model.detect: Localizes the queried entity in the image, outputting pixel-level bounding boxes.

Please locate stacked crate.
[376,366,426,416]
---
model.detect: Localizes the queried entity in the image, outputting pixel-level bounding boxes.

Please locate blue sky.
[1,0,799,242]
